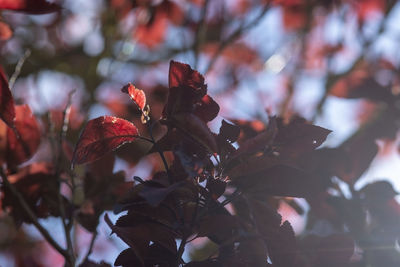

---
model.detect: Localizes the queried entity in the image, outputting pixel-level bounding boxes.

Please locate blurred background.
[2,0,400,265]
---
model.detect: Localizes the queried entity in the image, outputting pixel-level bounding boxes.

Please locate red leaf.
[6,104,40,166]
[72,116,139,166]
[121,83,146,110]
[168,61,206,90]
[0,21,12,41]
[0,0,61,14]
[0,67,15,129]
[135,12,167,48]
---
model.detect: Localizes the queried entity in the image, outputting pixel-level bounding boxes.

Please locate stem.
[54,91,76,266]
[0,168,70,262]
[176,234,189,267]
[148,120,172,183]
[9,49,31,89]
[193,0,210,69]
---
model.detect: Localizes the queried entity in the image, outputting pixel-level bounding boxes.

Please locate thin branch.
[312,1,397,120]
[9,49,31,89]
[204,3,271,74]
[148,120,172,183]
[54,90,76,266]
[0,168,69,260]
[81,231,98,264]
[176,233,189,266]
[193,0,210,69]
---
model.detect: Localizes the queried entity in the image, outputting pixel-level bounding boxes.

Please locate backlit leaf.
[121,83,146,110]
[72,116,139,166]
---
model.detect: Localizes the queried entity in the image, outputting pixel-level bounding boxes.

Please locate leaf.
[360,180,398,202]
[121,83,146,110]
[276,116,331,155]
[231,116,277,159]
[169,60,206,90]
[114,248,142,267]
[0,0,61,14]
[138,181,185,207]
[72,116,139,166]
[335,131,379,184]
[197,214,239,243]
[219,120,240,143]
[2,164,62,224]
[0,67,15,129]
[6,104,40,166]
[135,8,168,48]
[268,221,298,267]
[0,21,12,41]
[194,94,220,122]
[206,178,226,200]
[174,113,217,152]
[242,164,316,198]
[105,213,177,266]
[162,86,204,120]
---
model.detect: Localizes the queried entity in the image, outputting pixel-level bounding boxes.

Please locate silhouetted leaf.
[230,117,277,159]
[174,113,217,152]
[139,181,185,207]
[276,116,331,155]
[72,116,139,166]
[194,94,220,122]
[219,120,240,143]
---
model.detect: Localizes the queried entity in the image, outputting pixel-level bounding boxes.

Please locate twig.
[9,49,31,89]
[204,3,271,74]
[0,168,70,260]
[54,91,76,266]
[81,231,98,264]
[176,233,189,266]
[193,0,210,69]
[312,1,397,120]
[148,120,172,183]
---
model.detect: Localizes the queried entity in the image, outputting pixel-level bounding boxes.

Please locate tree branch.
[0,168,70,261]
[204,3,271,74]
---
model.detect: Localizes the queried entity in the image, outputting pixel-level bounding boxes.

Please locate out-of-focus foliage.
[1,0,400,266]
